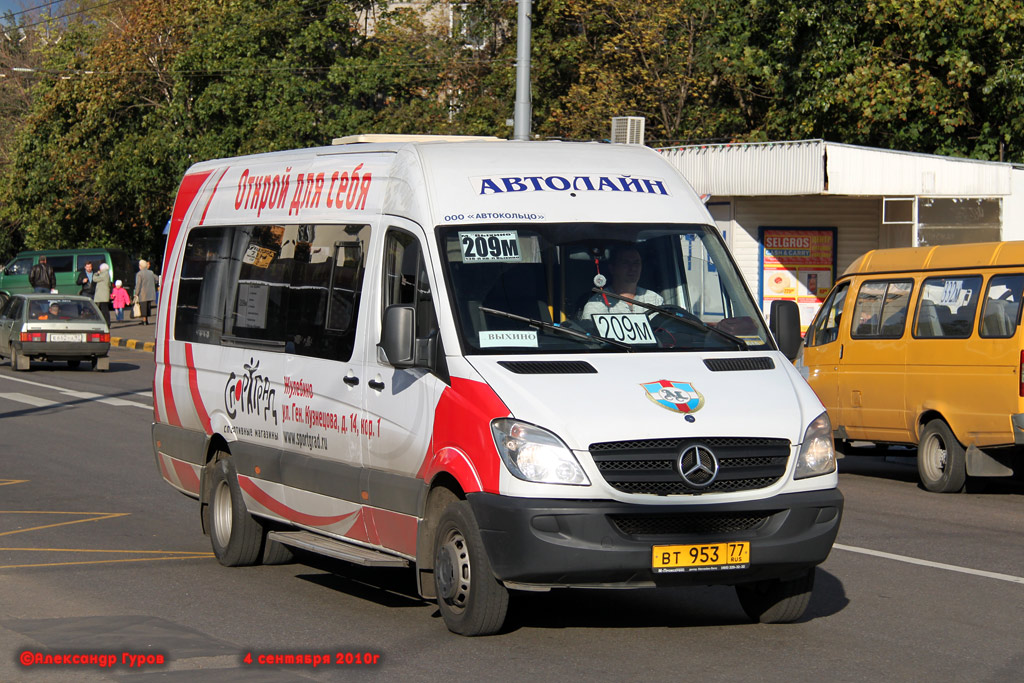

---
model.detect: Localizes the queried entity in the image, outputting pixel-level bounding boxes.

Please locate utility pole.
[513,0,531,141]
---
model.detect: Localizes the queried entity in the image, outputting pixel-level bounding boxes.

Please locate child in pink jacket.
[111,279,131,322]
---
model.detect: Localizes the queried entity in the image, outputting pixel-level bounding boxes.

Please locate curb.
[110,336,155,352]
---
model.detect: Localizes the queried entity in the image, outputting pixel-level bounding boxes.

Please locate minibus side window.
[979,274,1024,339]
[7,257,32,275]
[176,227,234,344]
[383,229,436,338]
[913,275,983,339]
[76,254,105,271]
[807,281,848,346]
[47,254,74,273]
[850,279,912,339]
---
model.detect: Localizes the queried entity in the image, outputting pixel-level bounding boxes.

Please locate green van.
[0,248,134,305]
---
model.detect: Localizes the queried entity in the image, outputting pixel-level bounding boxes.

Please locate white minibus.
[153,135,842,635]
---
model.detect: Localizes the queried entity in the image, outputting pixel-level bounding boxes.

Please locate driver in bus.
[579,245,663,320]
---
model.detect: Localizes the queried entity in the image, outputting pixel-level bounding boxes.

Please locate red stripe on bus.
[237,475,355,527]
[199,167,227,225]
[367,508,417,557]
[157,453,174,484]
[185,344,212,435]
[158,170,211,426]
[171,458,201,495]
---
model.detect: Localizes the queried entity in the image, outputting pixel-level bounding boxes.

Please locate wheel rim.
[921,432,948,481]
[212,479,233,548]
[436,528,471,612]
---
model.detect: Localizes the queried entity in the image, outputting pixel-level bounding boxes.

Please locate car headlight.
[795,412,837,479]
[491,419,590,486]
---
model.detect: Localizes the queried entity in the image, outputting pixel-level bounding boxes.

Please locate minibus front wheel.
[433,501,509,636]
[735,569,815,623]
[917,419,967,493]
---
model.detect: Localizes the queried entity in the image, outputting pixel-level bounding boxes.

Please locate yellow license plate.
[652,542,750,573]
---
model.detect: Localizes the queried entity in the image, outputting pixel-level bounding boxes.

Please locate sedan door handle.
[343,375,359,387]
[368,379,385,391]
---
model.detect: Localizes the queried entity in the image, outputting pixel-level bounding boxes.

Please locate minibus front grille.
[589,437,790,495]
[608,511,773,537]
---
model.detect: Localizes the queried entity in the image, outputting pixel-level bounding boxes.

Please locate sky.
[1,1,61,21]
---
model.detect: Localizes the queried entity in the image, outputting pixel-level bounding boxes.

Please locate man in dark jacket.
[29,256,56,292]
[76,261,96,296]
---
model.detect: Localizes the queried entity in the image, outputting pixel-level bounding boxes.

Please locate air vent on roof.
[610,117,645,145]
[497,360,597,375]
[703,357,775,372]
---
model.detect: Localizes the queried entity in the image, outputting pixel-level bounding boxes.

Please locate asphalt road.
[0,348,1021,682]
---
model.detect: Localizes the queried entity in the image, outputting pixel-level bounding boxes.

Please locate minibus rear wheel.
[209,456,264,566]
[433,501,509,636]
[917,419,967,493]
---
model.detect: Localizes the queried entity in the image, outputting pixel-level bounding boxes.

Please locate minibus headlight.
[491,419,590,486]
[795,412,836,479]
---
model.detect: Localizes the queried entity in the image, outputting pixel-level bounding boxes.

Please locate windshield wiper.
[592,288,748,350]
[478,305,632,350]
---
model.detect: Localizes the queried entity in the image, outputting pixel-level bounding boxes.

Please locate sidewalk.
[109,316,156,352]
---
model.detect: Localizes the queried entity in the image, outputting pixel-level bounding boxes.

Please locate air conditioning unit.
[610,116,645,145]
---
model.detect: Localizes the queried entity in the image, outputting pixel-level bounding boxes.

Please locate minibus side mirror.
[769,299,802,360]
[379,304,416,368]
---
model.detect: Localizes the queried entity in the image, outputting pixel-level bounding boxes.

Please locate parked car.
[0,248,135,305]
[0,294,111,371]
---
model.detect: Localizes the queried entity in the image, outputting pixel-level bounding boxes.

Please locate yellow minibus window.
[850,279,912,339]
[979,274,1024,339]
[913,275,983,339]
[806,281,848,346]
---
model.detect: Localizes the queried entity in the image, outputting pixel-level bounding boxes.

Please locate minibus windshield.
[439,223,771,354]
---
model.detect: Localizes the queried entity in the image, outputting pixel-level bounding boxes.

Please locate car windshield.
[439,223,772,354]
[28,299,101,321]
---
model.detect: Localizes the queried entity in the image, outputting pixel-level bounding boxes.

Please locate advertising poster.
[758,228,836,332]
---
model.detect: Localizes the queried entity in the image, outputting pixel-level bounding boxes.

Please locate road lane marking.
[834,543,1024,585]
[0,392,60,408]
[0,548,213,569]
[0,480,29,487]
[0,511,130,537]
[0,374,150,410]
[0,556,212,569]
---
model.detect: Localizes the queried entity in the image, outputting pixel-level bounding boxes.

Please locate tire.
[208,457,264,567]
[67,360,80,369]
[259,527,295,565]
[433,500,509,636]
[735,569,815,624]
[917,419,967,493]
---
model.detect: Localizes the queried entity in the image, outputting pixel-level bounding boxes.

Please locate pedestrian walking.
[111,279,131,323]
[93,262,112,326]
[134,259,157,326]
[29,256,56,293]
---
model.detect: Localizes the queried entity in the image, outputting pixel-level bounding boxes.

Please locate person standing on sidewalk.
[93,262,112,326]
[111,279,131,323]
[135,260,157,326]
[30,256,56,293]
[76,261,96,296]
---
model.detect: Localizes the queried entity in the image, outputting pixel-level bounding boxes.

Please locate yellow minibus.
[797,241,1023,492]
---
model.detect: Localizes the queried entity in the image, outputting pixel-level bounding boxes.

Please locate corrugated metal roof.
[660,140,825,196]
[659,139,1012,197]
[825,143,1010,196]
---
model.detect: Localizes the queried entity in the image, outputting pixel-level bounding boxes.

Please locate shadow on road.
[291,549,849,632]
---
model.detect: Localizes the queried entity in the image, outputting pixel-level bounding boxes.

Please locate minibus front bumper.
[467,489,843,587]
